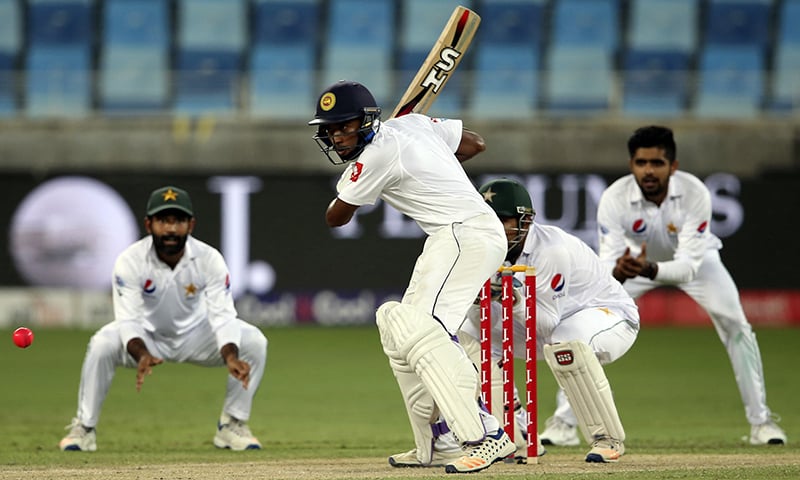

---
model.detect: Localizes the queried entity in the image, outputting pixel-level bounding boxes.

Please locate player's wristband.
[640,261,658,280]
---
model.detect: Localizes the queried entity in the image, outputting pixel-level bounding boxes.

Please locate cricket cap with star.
[146,186,194,217]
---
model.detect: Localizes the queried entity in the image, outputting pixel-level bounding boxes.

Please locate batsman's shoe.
[213,413,261,451]
[585,436,624,463]
[59,418,97,452]
[748,420,787,445]
[540,416,580,446]
[388,447,463,468]
[444,429,516,474]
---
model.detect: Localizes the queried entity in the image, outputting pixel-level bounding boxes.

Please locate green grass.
[1,326,798,479]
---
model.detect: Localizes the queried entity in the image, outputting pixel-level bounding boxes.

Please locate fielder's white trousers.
[623,249,773,426]
[73,319,267,428]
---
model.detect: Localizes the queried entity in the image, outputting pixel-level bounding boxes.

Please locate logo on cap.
[321,92,336,111]
[162,188,179,202]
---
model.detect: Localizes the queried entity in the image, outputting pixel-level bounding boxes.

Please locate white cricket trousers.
[73,320,267,428]
[623,249,773,426]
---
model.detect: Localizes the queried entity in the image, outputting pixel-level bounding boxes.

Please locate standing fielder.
[59,186,267,452]
[309,80,513,474]
[597,125,787,445]
[457,178,640,463]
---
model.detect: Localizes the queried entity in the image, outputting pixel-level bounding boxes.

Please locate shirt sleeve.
[112,252,149,348]
[428,116,463,152]
[596,188,629,273]
[203,249,242,350]
[654,186,711,284]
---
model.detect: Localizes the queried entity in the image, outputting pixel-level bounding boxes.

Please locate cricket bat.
[390,5,481,118]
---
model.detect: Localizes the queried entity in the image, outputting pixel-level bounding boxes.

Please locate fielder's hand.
[221,343,251,390]
[135,353,163,392]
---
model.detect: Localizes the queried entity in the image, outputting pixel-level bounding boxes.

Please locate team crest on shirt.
[632,219,647,235]
[667,222,678,235]
[550,273,566,300]
[350,161,364,182]
[143,279,156,295]
[185,283,197,298]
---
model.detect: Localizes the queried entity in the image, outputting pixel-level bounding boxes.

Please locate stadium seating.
[769,0,800,112]
[252,0,320,46]
[27,0,94,48]
[249,45,316,118]
[99,0,169,111]
[174,0,247,115]
[694,45,765,118]
[622,50,690,117]
[25,46,92,117]
[628,0,698,53]
[703,0,772,50]
[469,1,545,118]
[550,0,620,53]
[544,46,614,113]
[322,0,394,107]
[0,0,21,115]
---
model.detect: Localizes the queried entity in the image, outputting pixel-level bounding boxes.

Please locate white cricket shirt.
[335,113,496,235]
[597,170,723,285]
[112,236,241,352]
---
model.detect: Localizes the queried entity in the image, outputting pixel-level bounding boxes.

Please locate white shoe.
[444,429,516,473]
[748,420,787,445]
[540,416,580,446]
[585,436,624,463]
[388,447,463,467]
[59,418,97,452]
[213,413,261,450]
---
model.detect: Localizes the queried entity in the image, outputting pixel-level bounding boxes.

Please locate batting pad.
[377,301,486,443]
[543,340,625,444]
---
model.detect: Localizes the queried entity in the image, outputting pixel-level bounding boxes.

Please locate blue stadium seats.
[100,46,169,111]
[695,46,765,118]
[249,45,315,118]
[0,0,21,115]
[769,46,800,112]
[99,0,169,112]
[470,46,539,119]
[704,0,772,50]
[177,0,246,51]
[322,0,394,107]
[551,0,620,52]
[174,50,242,115]
[477,0,546,47]
[544,46,613,113]
[623,50,690,117]
[103,0,169,47]
[25,47,91,117]
[0,52,16,115]
[628,0,698,53]
[28,0,94,48]
[777,0,800,46]
[252,0,320,46]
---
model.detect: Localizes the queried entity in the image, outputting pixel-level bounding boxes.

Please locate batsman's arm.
[455,129,486,163]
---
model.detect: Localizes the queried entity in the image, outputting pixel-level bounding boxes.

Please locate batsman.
[308,80,514,474]
[457,178,641,463]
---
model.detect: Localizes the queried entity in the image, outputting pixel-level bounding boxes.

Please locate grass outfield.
[1,326,798,479]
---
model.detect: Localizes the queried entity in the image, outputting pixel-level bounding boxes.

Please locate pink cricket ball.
[13,327,34,349]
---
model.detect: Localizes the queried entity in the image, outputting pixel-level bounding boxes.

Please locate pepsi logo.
[632,219,647,234]
[550,274,565,292]
[697,221,708,233]
[143,279,156,294]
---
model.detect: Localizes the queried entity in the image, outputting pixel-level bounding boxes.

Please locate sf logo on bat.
[421,47,461,93]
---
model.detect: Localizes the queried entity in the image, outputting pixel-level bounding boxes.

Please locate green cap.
[146,186,194,217]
